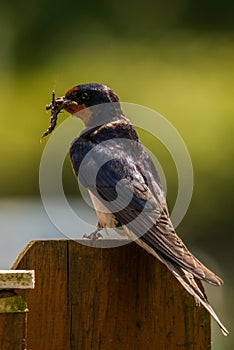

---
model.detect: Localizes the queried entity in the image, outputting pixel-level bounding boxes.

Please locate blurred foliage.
[1,0,234,69]
[0,1,234,347]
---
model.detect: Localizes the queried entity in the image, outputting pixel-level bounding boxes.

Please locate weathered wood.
[69,240,211,350]
[0,270,31,349]
[0,312,27,350]
[12,239,211,350]
[0,270,34,289]
[12,240,70,350]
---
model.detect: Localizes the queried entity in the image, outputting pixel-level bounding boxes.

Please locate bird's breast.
[89,191,117,229]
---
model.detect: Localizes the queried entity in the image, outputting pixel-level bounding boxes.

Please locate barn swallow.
[43,82,228,335]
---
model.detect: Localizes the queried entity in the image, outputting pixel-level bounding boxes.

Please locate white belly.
[89,191,117,229]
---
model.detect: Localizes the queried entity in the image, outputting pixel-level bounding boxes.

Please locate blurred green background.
[0,0,233,348]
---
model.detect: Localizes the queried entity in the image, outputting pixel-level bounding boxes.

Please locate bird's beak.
[45,96,76,113]
[55,96,91,124]
[62,98,84,115]
[47,95,86,115]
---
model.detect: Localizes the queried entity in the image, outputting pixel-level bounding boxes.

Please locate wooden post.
[11,239,211,350]
[0,270,34,350]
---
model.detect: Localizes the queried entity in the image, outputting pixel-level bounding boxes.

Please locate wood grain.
[12,240,70,350]
[10,239,211,350]
[69,240,211,350]
[0,312,27,350]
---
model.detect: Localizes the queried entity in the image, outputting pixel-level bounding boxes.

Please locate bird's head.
[42,83,123,140]
[65,83,119,108]
[63,83,121,125]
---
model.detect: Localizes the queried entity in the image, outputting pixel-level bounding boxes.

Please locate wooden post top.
[10,239,211,350]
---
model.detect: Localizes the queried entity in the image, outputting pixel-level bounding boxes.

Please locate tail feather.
[122,227,229,335]
[161,259,229,336]
[182,255,223,286]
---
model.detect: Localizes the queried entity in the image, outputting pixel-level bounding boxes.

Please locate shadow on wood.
[11,239,210,350]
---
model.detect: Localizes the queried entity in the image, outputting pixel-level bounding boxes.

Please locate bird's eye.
[81,92,89,101]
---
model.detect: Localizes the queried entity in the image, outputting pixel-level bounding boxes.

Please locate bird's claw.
[82,230,103,240]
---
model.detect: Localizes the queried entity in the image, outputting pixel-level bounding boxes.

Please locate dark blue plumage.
[70,118,161,221]
[47,82,228,335]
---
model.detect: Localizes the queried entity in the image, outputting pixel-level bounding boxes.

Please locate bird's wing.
[127,206,223,286]
[72,140,228,335]
[74,141,222,286]
[76,141,161,215]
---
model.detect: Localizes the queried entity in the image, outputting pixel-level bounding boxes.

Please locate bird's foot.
[82,229,103,240]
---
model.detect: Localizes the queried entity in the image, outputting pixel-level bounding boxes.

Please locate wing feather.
[70,133,228,334]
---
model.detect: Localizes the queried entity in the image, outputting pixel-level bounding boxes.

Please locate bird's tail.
[134,236,229,335]
[123,226,229,335]
[161,258,229,336]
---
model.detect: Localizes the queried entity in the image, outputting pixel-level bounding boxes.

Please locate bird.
[44,82,228,335]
